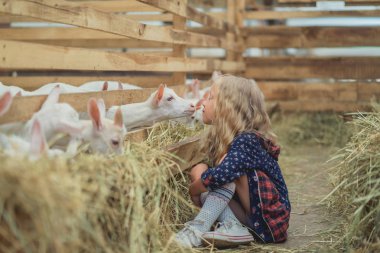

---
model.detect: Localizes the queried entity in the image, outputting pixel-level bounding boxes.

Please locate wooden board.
[245,26,380,48]
[244,10,380,20]
[0,85,187,124]
[165,135,204,172]
[0,76,174,90]
[246,57,380,79]
[0,0,240,51]
[0,13,173,23]
[0,40,245,73]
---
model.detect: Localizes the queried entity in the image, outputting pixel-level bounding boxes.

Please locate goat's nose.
[190,104,195,108]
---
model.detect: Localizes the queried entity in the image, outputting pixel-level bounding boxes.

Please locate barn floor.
[279,145,340,251]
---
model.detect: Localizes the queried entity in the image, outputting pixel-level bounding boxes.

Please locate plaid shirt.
[201,132,291,243]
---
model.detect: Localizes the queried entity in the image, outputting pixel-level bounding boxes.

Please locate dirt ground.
[279,145,340,251]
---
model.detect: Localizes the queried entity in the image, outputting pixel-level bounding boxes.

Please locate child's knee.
[190,163,208,182]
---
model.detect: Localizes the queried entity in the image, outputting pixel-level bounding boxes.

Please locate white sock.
[190,183,236,232]
[200,191,241,224]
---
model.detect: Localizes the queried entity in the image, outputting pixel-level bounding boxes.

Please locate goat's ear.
[114,107,123,128]
[41,85,60,110]
[153,83,165,106]
[118,82,123,90]
[0,91,13,117]
[96,98,106,118]
[30,119,47,157]
[102,81,108,91]
[212,71,222,82]
[88,98,103,131]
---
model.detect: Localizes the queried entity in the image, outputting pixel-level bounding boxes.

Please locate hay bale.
[0,142,195,253]
[326,110,380,251]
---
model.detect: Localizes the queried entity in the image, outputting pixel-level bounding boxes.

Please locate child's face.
[202,84,218,124]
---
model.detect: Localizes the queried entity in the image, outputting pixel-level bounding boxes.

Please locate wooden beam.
[0,85,187,124]
[245,26,380,48]
[137,0,240,35]
[172,14,187,85]
[165,135,204,172]
[0,76,175,90]
[0,0,240,51]
[279,101,371,112]
[0,40,245,73]
[245,57,380,79]
[0,13,173,23]
[277,0,380,4]
[66,0,162,12]
[244,10,380,20]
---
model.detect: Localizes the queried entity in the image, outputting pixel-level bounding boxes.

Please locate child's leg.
[175,182,236,247]
[190,182,236,232]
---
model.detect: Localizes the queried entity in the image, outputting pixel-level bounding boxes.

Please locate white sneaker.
[174,220,204,248]
[202,221,255,248]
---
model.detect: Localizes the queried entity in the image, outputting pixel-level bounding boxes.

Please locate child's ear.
[152,84,165,107]
[88,98,103,131]
[30,119,47,157]
[102,81,108,91]
[0,91,13,117]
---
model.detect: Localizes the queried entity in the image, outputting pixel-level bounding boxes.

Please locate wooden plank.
[244,10,380,20]
[245,26,380,48]
[0,85,187,124]
[27,39,171,48]
[0,40,245,73]
[245,57,380,79]
[258,82,361,102]
[67,0,162,12]
[172,14,187,85]
[137,0,240,35]
[0,27,237,48]
[0,76,175,90]
[357,83,380,100]
[0,13,173,23]
[278,0,380,4]
[0,0,239,51]
[279,101,371,112]
[165,135,204,172]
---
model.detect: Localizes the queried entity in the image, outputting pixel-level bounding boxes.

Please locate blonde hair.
[202,75,276,166]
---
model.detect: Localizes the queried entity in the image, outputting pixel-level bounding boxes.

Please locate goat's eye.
[111,139,119,146]
[167,96,174,102]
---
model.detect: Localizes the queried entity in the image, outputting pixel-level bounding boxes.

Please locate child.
[175,75,291,248]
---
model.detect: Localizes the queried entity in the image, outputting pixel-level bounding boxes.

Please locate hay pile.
[0,142,196,253]
[326,111,380,251]
[145,121,206,148]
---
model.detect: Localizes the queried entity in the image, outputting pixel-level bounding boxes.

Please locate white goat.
[0,119,64,160]
[106,84,195,130]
